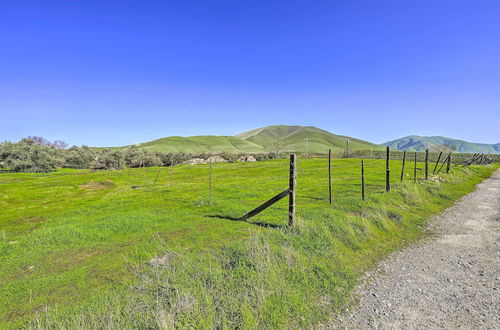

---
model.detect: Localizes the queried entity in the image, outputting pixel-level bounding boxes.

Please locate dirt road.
[333,169,500,329]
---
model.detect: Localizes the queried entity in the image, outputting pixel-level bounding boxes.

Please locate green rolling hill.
[136,136,265,153]
[237,125,382,154]
[383,135,500,154]
[125,125,382,154]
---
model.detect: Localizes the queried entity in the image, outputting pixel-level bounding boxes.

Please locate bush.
[1,137,276,173]
[91,149,125,170]
[158,152,192,166]
[124,147,162,167]
[0,140,62,172]
[64,146,95,169]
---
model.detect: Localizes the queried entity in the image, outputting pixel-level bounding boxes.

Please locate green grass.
[0,158,496,328]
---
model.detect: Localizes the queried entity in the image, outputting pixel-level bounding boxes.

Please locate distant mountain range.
[113,125,499,154]
[383,136,500,154]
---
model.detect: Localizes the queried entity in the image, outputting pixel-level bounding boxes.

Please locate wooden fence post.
[414,152,417,182]
[400,150,406,182]
[475,154,483,165]
[425,149,429,180]
[462,153,478,167]
[386,146,390,192]
[166,166,169,187]
[169,166,173,188]
[143,165,148,187]
[153,167,162,187]
[305,137,308,158]
[468,154,479,167]
[446,154,451,173]
[361,159,365,200]
[240,154,296,222]
[436,153,450,175]
[328,149,332,204]
[208,157,212,205]
[288,154,296,227]
[136,160,143,181]
[433,151,443,174]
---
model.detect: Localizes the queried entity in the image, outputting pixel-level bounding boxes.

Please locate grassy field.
[0,158,496,328]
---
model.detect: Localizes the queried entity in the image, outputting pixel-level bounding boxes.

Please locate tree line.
[0,137,281,173]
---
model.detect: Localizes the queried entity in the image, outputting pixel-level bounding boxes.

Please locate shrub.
[0,141,62,172]
[124,147,162,167]
[64,146,95,169]
[1,137,275,173]
[91,149,125,170]
[158,152,192,166]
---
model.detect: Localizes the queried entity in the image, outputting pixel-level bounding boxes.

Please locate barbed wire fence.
[118,148,496,228]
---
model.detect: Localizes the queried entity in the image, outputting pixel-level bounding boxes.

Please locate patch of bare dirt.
[80,179,115,190]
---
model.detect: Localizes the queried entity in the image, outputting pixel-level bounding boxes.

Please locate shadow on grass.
[206,215,285,229]
[297,195,325,201]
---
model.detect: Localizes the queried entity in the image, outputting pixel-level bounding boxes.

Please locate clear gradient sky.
[1,0,499,146]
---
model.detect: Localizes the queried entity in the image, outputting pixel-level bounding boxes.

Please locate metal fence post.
[425,149,429,180]
[288,154,296,227]
[328,149,332,204]
[361,159,365,200]
[400,150,406,182]
[386,146,390,192]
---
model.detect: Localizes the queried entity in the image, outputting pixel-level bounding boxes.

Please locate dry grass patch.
[79,180,115,191]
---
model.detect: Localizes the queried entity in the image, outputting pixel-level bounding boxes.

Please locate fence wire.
[3,152,489,227]
[115,155,457,218]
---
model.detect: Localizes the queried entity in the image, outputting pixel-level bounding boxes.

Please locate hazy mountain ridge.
[383,135,500,154]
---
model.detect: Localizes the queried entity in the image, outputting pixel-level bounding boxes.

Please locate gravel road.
[332,169,500,329]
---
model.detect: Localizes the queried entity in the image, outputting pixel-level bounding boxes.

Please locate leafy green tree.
[0,140,62,172]
[64,146,95,169]
[91,149,125,170]
[124,147,162,167]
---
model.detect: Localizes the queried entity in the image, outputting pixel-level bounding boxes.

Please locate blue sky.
[1,0,499,146]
